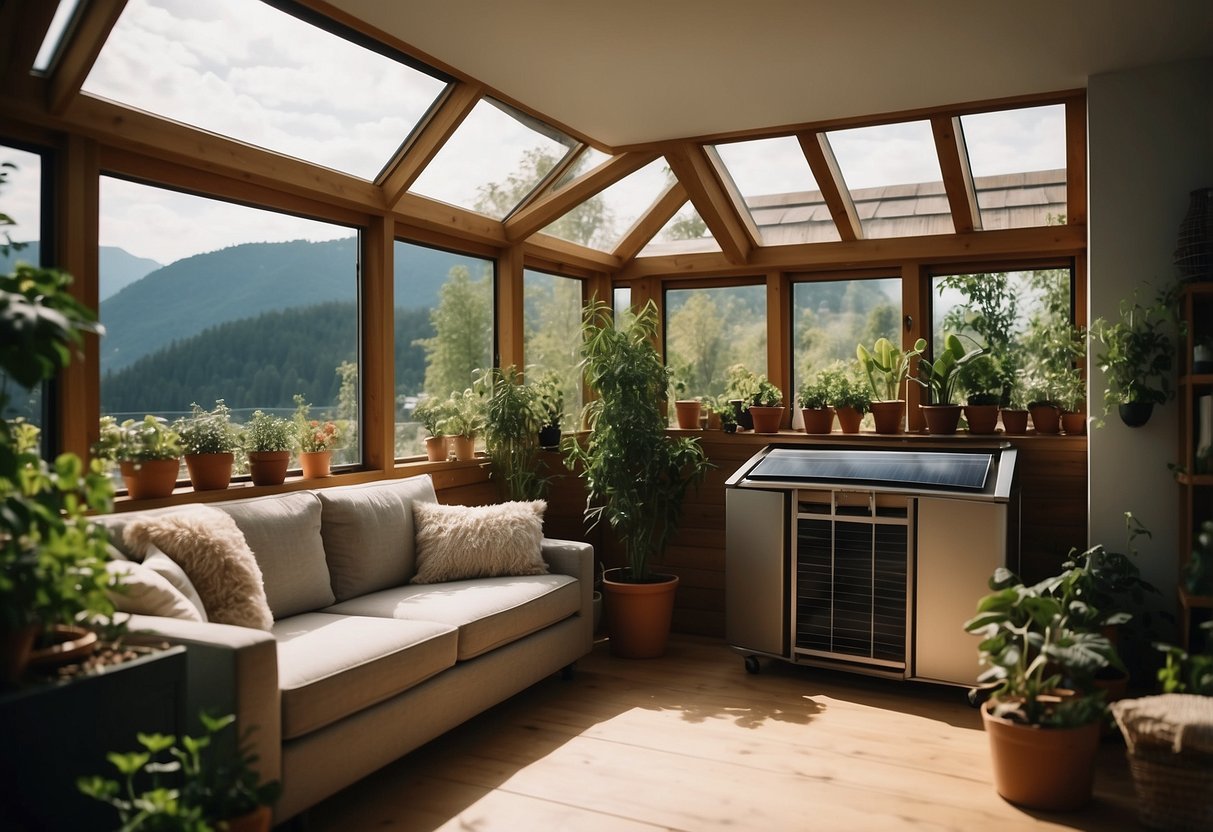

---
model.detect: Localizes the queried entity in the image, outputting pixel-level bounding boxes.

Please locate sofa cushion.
[323,574,579,660]
[217,491,335,619]
[411,500,548,584]
[273,612,457,740]
[141,549,208,621]
[317,476,438,602]
[105,559,204,622]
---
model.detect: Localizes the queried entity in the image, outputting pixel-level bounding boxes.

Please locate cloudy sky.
[7,0,1066,268]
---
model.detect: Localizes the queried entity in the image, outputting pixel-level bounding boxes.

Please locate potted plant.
[1024,374,1062,435]
[1000,374,1031,435]
[174,400,242,491]
[724,364,761,431]
[96,415,183,500]
[822,365,870,434]
[1090,285,1178,428]
[911,333,986,435]
[475,365,548,501]
[797,370,835,434]
[1055,366,1087,435]
[748,376,784,434]
[709,396,738,433]
[1,259,115,685]
[79,711,280,831]
[965,566,1119,811]
[412,394,451,462]
[959,353,1003,435]
[534,370,565,448]
[292,394,342,478]
[243,410,295,486]
[564,299,710,658]
[669,375,702,430]
[856,336,927,433]
[439,388,484,462]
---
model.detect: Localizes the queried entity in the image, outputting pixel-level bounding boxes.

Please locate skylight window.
[638,203,721,257]
[409,98,576,219]
[543,158,670,252]
[32,0,83,73]
[827,121,952,239]
[960,104,1067,229]
[714,136,840,246]
[82,0,449,180]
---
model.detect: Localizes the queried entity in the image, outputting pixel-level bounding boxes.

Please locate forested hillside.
[0,242,162,300]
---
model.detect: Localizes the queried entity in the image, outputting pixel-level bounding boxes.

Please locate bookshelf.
[1178,282,1213,648]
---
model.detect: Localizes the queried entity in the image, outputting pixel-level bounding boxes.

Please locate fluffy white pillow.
[105,559,204,622]
[142,548,208,622]
[124,506,273,630]
[411,500,548,584]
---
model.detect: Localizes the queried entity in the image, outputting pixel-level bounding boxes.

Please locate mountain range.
[0,242,162,301]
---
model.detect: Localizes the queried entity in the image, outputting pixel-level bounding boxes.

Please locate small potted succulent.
[412,394,452,462]
[174,400,243,491]
[856,336,927,434]
[293,394,341,478]
[96,415,183,500]
[243,410,296,486]
[820,365,870,434]
[438,388,485,462]
[748,376,784,434]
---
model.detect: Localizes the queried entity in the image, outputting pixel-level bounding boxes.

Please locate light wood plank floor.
[307,635,1140,832]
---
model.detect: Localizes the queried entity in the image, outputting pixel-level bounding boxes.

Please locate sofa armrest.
[125,615,281,788]
[540,538,595,654]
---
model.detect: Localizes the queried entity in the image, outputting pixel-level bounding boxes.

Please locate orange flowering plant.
[293,394,342,452]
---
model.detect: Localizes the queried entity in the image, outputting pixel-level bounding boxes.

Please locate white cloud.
[0,146,42,245]
[829,120,943,191]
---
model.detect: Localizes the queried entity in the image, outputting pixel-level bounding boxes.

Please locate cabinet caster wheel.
[744,655,761,675]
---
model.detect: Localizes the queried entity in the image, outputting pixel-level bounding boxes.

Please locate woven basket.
[1112,694,1213,831]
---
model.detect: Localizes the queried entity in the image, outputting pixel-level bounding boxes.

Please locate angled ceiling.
[325,0,1213,148]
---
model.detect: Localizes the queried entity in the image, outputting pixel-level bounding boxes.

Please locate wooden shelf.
[1176,472,1213,486]
[1177,284,1211,649]
[1180,373,1213,386]
[1179,586,1213,609]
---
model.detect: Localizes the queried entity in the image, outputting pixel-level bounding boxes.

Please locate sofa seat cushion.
[273,613,457,740]
[323,574,579,661]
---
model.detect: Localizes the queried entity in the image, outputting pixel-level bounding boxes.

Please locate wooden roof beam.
[931,115,981,233]
[664,143,754,265]
[797,131,862,242]
[612,180,688,264]
[0,0,58,99]
[504,151,658,242]
[47,0,128,115]
[381,82,481,210]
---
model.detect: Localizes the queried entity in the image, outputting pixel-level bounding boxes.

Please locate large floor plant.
[565,300,710,656]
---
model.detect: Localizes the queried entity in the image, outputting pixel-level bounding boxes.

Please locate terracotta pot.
[247,450,290,486]
[835,406,863,434]
[981,700,1101,811]
[869,400,905,434]
[706,410,722,431]
[424,435,448,462]
[964,404,1000,435]
[120,458,180,500]
[920,404,962,435]
[220,805,273,832]
[0,625,38,687]
[449,435,476,461]
[1060,411,1087,435]
[749,405,785,434]
[1000,408,1029,434]
[28,625,97,668]
[299,450,332,478]
[603,569,678,658]
[1029,404,1060,434]
[801,407,835,434]
[674,400,702,429]
[185,452,234,491]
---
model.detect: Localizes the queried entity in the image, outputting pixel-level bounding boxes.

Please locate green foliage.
[911,334,986,405]
[292,395,341,452]
[476,148,612,247]
[938,272,1020,398]
[411,395,453,436]
[78,711,280,830]
[523,275,582,429]
[564,300,711,582]
[822,365,871,413]
[1,262,104,390]
[1059,512,1160,636]
[797,369,833,410]
[96,416,183,462]
[1186,520,1213,597]
[242,411,295,453]
[856,337,927,401]
[1156,622,1213,695]
[1090,285,1179,414]
[414,265,492,400]
[532,370,564,427]
[475,366,548,501]
[959,352,1003,405]
[437,388,485,439]
[173,401,242,456]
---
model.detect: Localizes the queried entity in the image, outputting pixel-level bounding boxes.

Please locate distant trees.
[413,264,492,398]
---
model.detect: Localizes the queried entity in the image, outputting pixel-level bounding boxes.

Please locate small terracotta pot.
[603,569,679,659]
[981,700,1100,811]
[1029,404,1061,434]
[801,407,834,434]
[120,458,180,500]
[424,435,448,462]
[870,400,905,434]
[221,805,273,832]
[964,404,1000,435]
[1060,411,1086,435]
[247,450,290,486]
[749,406,784,434]
[920,404,962,435]
[706,410,722,431]
[1000,408,1029,434]
[835,406,863,434]
[673,400,702,429]
[299,450,332,478]
[449,435,476,461]
[184,452,234,491]
[28,625,98,668]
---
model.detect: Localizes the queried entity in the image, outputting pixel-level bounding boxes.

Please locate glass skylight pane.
[82,0,448,180]
[961,104,1067,229]
[543,158,669,251]
[32,0,83,72]
[639,202,721,257]
[827,120,952,239]
[714,136,840,246]
[409,98,575,218]
[550,147,610,193]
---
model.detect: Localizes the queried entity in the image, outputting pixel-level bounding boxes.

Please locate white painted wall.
[1087,58,1213,627]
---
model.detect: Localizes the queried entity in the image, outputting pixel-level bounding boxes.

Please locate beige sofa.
[99,474,594,822]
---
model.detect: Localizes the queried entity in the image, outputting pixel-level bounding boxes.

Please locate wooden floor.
[307,635,1141,832]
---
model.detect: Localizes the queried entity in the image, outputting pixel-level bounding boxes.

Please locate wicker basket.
[1111,694,1213,831]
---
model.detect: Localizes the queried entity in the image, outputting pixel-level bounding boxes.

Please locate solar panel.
[746,448,992,491]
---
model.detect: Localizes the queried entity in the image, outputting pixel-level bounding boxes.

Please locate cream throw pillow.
[411,500,548,584]
[105,559,204,622]
[142,548,208,621]
[124,505,274,630]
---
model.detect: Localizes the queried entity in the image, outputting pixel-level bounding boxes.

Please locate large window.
[524,269,582,429]
[99,176,361,466]
[393,240,494,458]
[664,284,767,403]
[1,144,48,431]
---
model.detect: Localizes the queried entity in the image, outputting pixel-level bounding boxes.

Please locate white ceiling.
[326,0,1213,149]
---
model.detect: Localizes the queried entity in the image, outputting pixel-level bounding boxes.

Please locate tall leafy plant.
[475,365,548,501]
[564,300,710,583]
[1090,285,1179,414]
